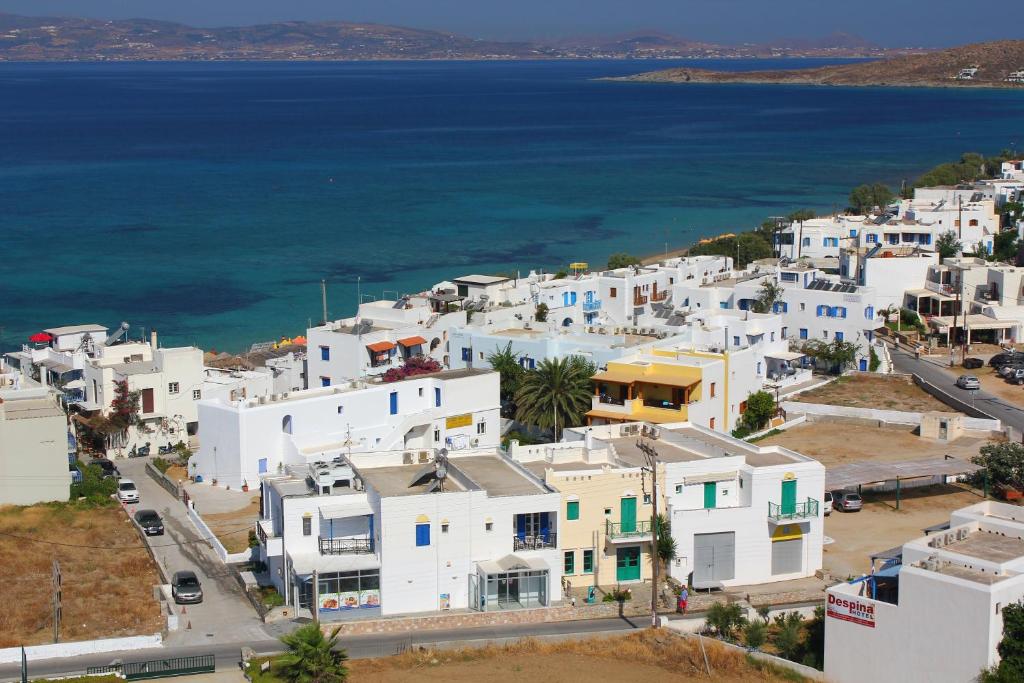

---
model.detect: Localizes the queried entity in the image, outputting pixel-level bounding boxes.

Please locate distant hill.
[0,13,924,61]
[612,40,1024,87]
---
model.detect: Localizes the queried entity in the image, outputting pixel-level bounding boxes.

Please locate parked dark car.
[991,352,1024,368]
[134,509,164,536]
[88,458,120,479]
[171,570,203,605]
[831,490,863,512]
[963,357,984,370]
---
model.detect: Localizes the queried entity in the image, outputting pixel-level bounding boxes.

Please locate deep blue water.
[1,59,1023,351]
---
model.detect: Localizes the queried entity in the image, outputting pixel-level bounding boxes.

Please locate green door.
[616,546,641,581]
[703,482,716,509]
[620,497,637,533]
[781,480,797,515]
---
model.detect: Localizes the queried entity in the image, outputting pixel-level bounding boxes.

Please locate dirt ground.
[756,422,989,467]
[0,503,163,647]
[201,495,261,553]
[165,464,189,482]
[346,631,806,682]
[822,484,985,579]
[789,374,951,413]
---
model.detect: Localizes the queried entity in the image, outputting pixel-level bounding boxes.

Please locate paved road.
[116,458,270,647]
[887,344,1024,436]
[2,614,650,681]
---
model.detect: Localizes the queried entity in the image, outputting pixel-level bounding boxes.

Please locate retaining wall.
[145,462,180,498]
[185,502,253,564]
[0,634,162,664]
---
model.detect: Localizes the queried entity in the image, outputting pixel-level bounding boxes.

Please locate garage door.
[772,538,803,575]
[693,532,735,587]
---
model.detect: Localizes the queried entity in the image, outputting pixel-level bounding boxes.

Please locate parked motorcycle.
[137,444,151,457]
[157,444,174,455]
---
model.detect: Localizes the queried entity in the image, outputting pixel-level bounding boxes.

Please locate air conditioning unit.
[945,532,956,546]
[932,535,945,548]
[471,438,480,447]
[957,527,969,541]
[402,452,414,464]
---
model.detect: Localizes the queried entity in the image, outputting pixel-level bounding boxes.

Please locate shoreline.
[601,75,1024,90]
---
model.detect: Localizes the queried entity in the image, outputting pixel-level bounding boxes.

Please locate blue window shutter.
[800,328,808,339]
[836,332,844,342]
[540,512,549,539]
[258,458,268,474]
[461,347,470,361]
[516,514,526,539]
[563,292,569,306]
[415,523,430,546]
[530,359,536,370]
[434,387,441,407]
[389,391,398,415]
[840,307,847,319]
[571,292,577,305]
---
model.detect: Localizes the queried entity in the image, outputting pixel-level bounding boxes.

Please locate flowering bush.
[382,355,442,382]
[602,587,633,603]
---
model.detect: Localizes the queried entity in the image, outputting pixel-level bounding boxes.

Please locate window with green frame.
[582,549,594,574]
[564,550,575,575]
[566,500,579,520]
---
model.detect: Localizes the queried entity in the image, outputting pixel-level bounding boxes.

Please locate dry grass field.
[345,631,808,682]
[201,496,261,553]
[789,375,951,413]
[0,502,163,647]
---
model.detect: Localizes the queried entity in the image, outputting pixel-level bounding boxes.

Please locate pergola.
[826,456,981,509]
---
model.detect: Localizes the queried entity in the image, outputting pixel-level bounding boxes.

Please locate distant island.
[0,13,926,62]
[610,40,1024,87]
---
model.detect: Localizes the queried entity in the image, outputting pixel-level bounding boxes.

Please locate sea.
[2,58,1023,352]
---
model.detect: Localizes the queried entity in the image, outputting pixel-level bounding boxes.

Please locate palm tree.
[514,355,595,439]
[486,342,525,404]
[278,623,348,683]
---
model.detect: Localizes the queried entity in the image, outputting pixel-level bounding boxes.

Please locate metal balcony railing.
[319,536,374,555]
[768,498,819,521]
[582,300,602,312]
[513,532,557,551]
[599,394,625,406]
[633,295,649,306]
[606,519,653,539]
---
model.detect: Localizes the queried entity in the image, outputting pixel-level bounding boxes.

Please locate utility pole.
[958,195,963,241]
[637,428,660,628]
[951,271,960,367]
[52,559,61,644]
[320,279,328,326]
[312,569,320,625]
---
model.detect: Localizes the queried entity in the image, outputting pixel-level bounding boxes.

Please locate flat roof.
[382,367,493,383]
[453,275,511,285]
[665,426,800,467]
[945,530,1024,564]
[453,455,546,496]
[110,360,159,375]
[609,436,706,465]
[2,397,64,421]
[358,463,468,497]
[268,477,315,497]
[43,324,107,336]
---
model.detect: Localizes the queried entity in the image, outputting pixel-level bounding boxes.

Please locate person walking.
[677,586,689,614]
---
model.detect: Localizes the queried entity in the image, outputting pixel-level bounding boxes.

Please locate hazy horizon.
[0,0,1020,48]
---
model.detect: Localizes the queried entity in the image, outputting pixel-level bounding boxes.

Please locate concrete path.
[117,458,270,648]
[183,480,254,515]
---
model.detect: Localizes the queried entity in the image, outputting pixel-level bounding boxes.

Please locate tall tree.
[741,390,776,431]
[278,623,349,683]
[514,356,594,439]
[607,253,641,269]
[486,342,525,403]
[849,183,894,214]
[751,279,784,314]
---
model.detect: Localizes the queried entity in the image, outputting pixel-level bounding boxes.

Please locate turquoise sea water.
[1,59,1023,351]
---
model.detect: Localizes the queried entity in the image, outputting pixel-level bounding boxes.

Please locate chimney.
[151,329,158,349]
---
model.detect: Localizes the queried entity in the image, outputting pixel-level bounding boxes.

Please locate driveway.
[117,458,270,647]
[888,344,1024,436]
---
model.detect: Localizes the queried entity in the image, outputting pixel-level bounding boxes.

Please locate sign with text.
[827,593,876,628]
[446,413,472,429]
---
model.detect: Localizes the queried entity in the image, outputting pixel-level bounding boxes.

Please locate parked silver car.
[171,570,203,605]
[955,375,981,390]
[831,490,863,512]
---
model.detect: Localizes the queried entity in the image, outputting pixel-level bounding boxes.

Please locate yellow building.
[587,351,731,432]
[511,439,667,588]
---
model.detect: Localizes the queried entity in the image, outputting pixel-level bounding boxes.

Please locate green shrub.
[70,460,118,504]
[152,457,172,473]
[705,601,745,640]
[743,619,768,650]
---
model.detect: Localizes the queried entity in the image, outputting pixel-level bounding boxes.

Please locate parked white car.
[117,478,139,504]
[823,491,833,516]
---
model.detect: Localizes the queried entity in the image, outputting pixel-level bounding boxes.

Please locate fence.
[185,501,253,564]
[88,654,215,680]
[145,462,181,498]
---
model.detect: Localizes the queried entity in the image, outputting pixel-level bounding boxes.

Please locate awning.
[319,499,373,519]
[64,379,85,390]
[289,552,380,575]
[397,336,427,347]
[39,359,73,374]
[870,546,904,563]
[765,351,805,362]
[366,341,396,353]
[478,554,549,575]
[929,315,1017,331]
[28,332,54,343]
[684,471,737,485]
[906,288,955,301]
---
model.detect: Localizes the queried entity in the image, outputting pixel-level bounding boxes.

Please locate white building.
[193,368,500,490]
[256,448,562,618]
[840,246,938,313]
[825,501,1024,683]
[1002,160,1024,181]
[0,388,71,505]
[777,215,867,260]
[562,422,825,587]
[200,367,274,404]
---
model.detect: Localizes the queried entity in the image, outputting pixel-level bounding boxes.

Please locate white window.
[168,382,180,394]
[485,521,493,532]
[418,387,424,397]
[192,389,201,400]
[476,421,486,435]
[434,428,441,442]
[675,484,683,494]
[441,523,449,534]
[643,494,652,504]
[337,405,344,414]
[479,351,484,360]
[800,303,806,311]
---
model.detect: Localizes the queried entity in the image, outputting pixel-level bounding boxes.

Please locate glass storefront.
[472,569,549,611]
[297,569,380,613]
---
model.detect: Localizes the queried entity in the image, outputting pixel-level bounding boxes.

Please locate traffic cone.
[186,620,192,630]
[180,605,187,614]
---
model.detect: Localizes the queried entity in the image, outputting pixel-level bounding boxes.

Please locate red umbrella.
[28,332,54,343]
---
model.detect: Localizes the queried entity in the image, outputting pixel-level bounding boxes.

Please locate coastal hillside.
[614,40,1024,87]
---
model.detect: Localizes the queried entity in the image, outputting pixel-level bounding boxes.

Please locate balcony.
[599,394,625,406]
[768,498,819,522]
[651,291,668,302]
[606,519,653,542]
[642,398,683,411]
[319,536,374,555]
[925,280,955,296]
[582,300,602,312]
[633,295,649,306]
[513,532,558,551]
